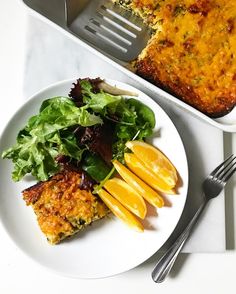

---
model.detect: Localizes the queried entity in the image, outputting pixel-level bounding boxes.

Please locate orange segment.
[126,141,177,187]
[124,153,175,194]
[113,160,164,208]
[104,178,147,219]
[97,189,144,232]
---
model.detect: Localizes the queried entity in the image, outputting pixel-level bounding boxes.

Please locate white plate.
[0,79,188,279]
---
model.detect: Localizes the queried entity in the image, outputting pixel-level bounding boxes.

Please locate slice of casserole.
[23,169,109,244]
[113,0,236,117]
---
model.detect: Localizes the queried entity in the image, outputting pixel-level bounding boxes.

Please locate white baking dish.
[21,0,236,132]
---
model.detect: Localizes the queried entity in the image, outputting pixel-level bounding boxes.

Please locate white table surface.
[0,1,236,293]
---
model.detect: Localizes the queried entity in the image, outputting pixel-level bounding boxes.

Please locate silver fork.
[64,0,151,61]
[152,154,236,283]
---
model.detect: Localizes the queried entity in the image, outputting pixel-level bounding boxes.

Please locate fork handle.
[152,200,207,283]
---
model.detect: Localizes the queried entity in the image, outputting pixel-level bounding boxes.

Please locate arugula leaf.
[2,97,102,181]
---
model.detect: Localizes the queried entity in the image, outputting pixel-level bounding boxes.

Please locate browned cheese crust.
[114,0,236,117]
[23,170,109,244]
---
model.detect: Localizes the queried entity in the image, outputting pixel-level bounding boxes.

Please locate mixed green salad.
[2,78,155,186]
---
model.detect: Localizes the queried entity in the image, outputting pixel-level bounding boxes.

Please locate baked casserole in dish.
[113,0,236,117]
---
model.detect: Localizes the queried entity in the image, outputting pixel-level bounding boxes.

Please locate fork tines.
[211,154,236,183]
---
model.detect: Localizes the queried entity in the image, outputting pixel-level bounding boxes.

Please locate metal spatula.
[65,0,152,61]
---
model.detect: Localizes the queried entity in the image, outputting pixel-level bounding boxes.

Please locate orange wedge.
[124,153,175,194]
[113,160,164,208]
[97,189,144,232]
[126,141,177,187]
[104,177,147,219]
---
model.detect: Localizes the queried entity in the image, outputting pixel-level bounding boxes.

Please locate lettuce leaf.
[2,97,102,181]
[80,79,122,115]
